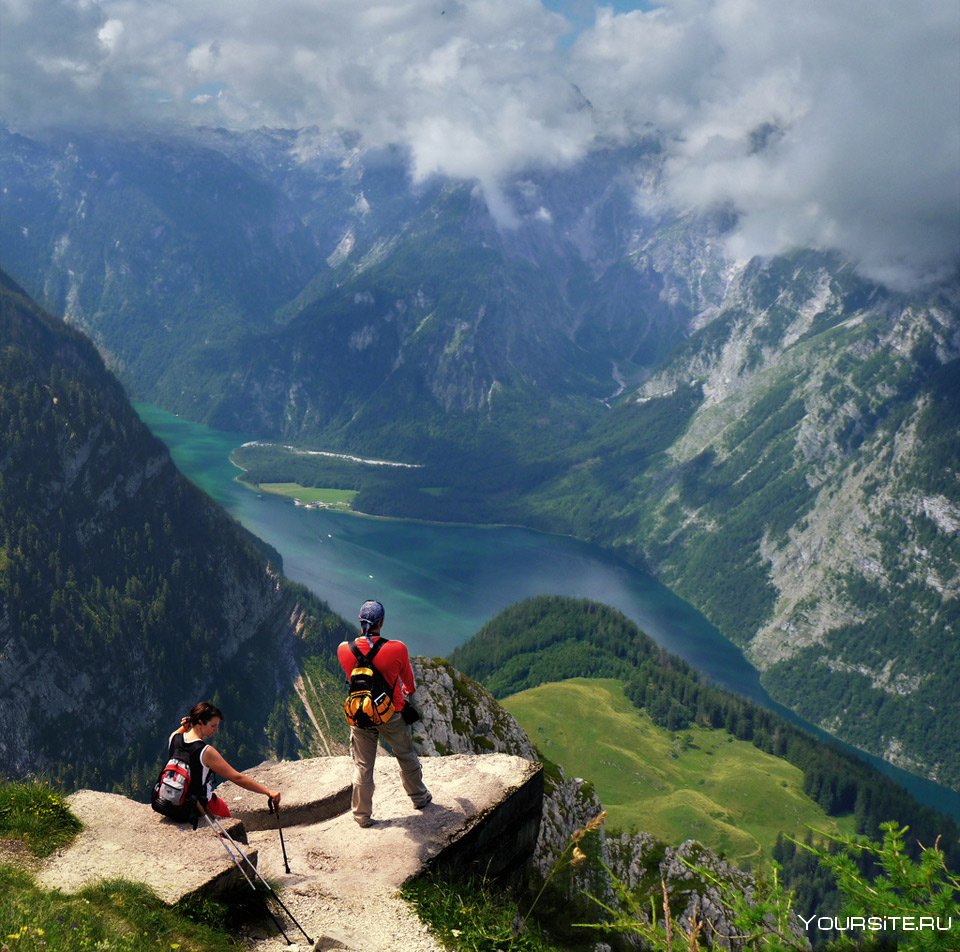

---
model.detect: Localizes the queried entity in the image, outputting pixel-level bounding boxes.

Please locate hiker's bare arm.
[203,746,281,804]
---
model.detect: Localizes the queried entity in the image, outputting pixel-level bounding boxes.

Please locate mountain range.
[1,123,957,790]
[2,263,959,947]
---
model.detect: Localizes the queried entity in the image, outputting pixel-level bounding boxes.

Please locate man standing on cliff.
[337,599,432,827]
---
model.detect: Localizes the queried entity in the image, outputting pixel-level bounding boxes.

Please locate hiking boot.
[355,815,375,828]
[413,793,432,810]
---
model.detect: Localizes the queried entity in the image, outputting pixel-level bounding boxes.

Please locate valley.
[136,403,960,821]
[501,677,857,862]
[2,4,958,944]
[2,123,958,795]
[3,267,958,951]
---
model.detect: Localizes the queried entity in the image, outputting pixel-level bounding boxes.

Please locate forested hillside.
[520,256,960,788]
[0,273,350,792]
[451,596,960,871]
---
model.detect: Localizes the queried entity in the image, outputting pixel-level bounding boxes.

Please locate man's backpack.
[343,638,396,728]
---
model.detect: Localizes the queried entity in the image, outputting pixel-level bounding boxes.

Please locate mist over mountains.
[1,120,958,792]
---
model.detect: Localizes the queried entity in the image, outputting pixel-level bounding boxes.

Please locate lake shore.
[134,402,960,822]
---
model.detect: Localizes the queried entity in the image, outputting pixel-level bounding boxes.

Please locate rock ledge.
[36,753,542,951]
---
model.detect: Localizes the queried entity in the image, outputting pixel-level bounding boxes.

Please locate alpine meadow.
[1,0,959,949]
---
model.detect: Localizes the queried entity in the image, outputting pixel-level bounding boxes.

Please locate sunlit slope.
[502,677,854,864]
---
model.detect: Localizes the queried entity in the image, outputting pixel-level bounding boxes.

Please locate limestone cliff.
[628,255,960,785]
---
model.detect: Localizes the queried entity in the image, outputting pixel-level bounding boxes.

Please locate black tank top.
[168,732,211,802]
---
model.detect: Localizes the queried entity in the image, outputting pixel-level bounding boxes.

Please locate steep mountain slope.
[195,189,618,466]
[0,272,351,791]
[526,256,960,787]
[0,126,323,391]
[187,147,734,462]
[0,126,723,457]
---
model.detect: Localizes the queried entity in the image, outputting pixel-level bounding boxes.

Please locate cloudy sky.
[1,0,958,289]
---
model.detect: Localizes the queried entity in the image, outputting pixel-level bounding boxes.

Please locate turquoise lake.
[136,403,960,821]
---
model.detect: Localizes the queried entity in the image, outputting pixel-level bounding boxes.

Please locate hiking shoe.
[355,816,375,828]
[413,793,432,810]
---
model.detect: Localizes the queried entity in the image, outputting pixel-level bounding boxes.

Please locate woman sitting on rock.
[152,700,280,822]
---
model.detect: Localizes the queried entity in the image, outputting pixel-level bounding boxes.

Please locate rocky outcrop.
[604,834,768,950]
[411,657,583,874]
[409,657,765,948]
[410,657,537,759]
[34,753,541,952]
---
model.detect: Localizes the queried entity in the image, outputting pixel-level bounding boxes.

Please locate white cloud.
[97,18,124,51]
[0,0,957,288]
[572,0,960,288]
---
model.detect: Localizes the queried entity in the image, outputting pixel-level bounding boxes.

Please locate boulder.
[35,790,256,905]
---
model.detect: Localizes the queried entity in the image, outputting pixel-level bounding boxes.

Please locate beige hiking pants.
[350,713,431,823]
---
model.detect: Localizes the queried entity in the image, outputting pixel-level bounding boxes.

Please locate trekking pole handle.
[268,796,276,814]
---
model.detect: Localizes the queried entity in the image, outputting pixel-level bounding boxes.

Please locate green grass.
[0,866,241,952]
[502,678,856,864]
[0,781,254,950]
[255,482,357,508]
[0,783,82,858]
[400,872,583,951]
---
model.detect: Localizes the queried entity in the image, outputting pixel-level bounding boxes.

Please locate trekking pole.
[206,810,314,945]
[197,805,292,944]
[268,797,291,874]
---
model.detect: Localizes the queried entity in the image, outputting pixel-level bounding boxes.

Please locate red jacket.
[338,636,415,712]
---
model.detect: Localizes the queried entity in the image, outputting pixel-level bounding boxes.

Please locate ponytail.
[186,700,224,726]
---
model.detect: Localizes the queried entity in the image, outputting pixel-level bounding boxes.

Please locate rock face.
[35,753,542,952]
[411,657,585,874]
[410,657,537,760]
[628,259,960,786]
